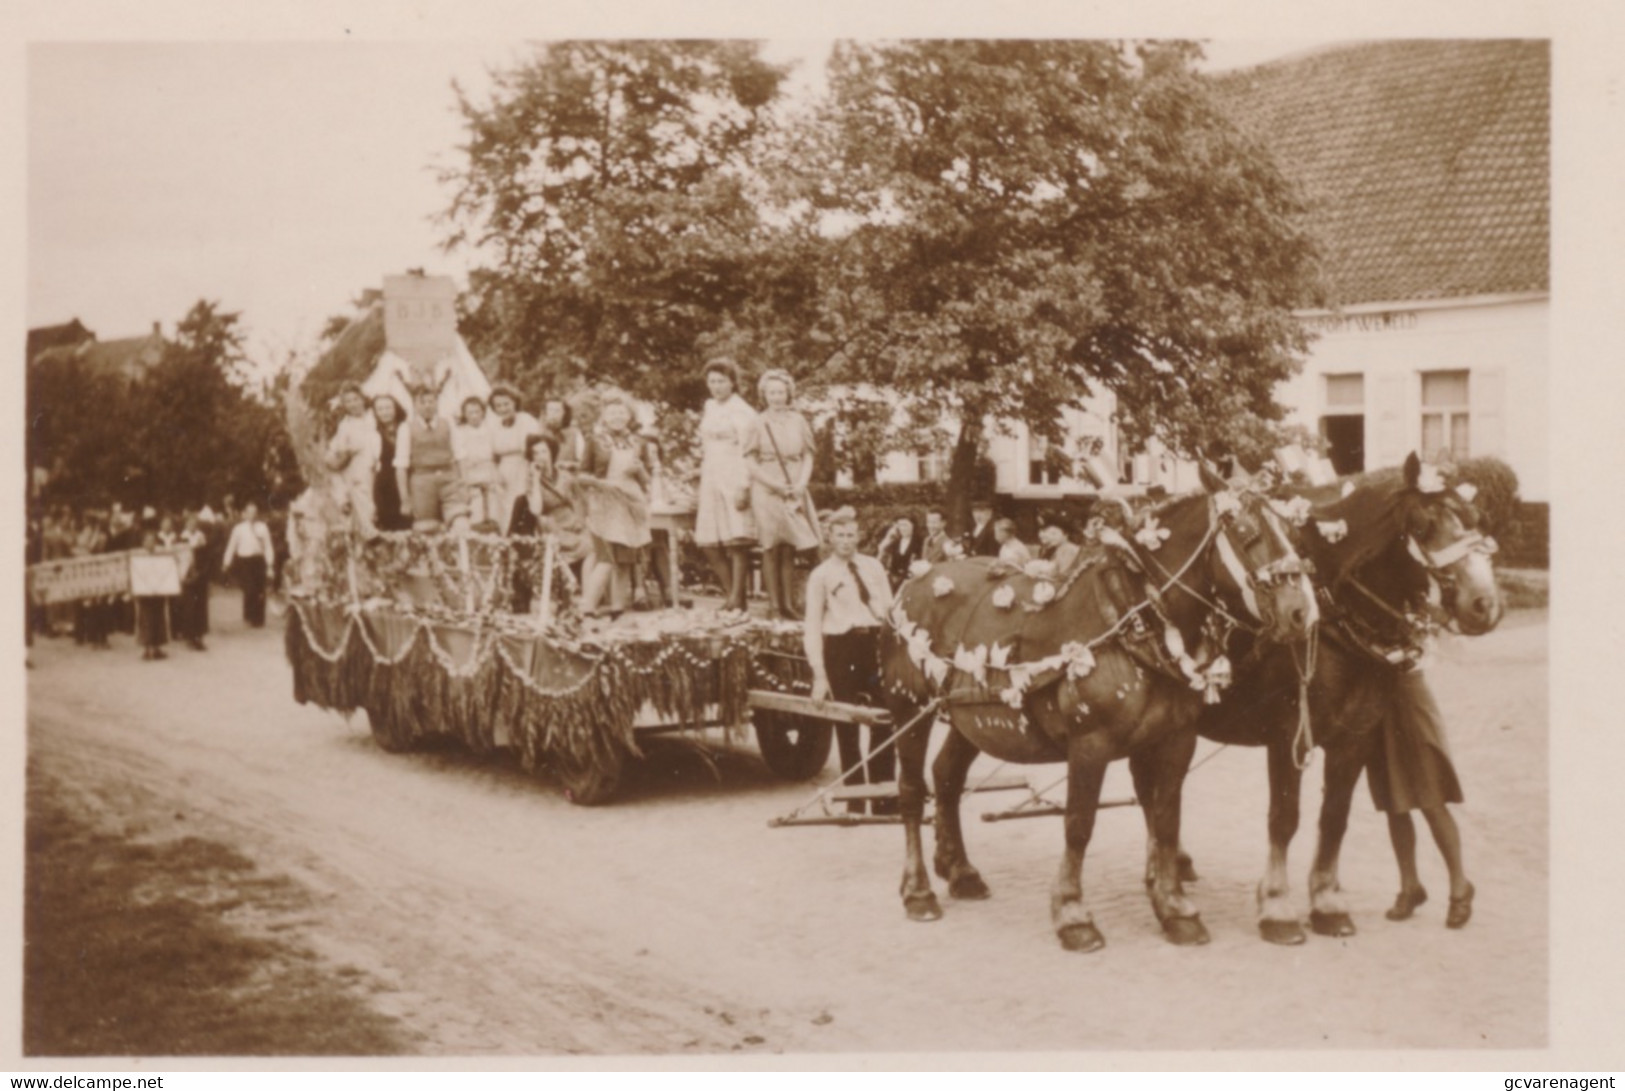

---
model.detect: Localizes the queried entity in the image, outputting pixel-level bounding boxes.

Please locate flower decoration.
[991,584,1016,609]
[1061,641,1096,679]
[1455,483,1479,504]
[1000,687,1025,709]
[1270,496,1314,527]
[908,559,932,579]
[1212,491,1242,518]
[932,575,955,598]
[988,641,1013,670]
[1031,580,1057,605]
[943,540,966,559]
[1135,516,1173,551]
[952,643,989,685]
[1416,461,1446,494]
[925,656,950,685]
[1316,519,1349,543]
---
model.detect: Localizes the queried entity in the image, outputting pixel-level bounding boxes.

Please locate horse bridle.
[1212,500,1316,633]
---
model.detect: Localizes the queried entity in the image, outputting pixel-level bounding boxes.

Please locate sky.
[24,38,1338,374]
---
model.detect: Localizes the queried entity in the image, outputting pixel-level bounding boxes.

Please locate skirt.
[1367,668,1464,813]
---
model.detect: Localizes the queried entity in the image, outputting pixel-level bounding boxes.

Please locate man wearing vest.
[805,507,897,815]
[395,385,470,533]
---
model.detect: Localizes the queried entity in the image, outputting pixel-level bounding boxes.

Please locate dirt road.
[25,595,1548,1054]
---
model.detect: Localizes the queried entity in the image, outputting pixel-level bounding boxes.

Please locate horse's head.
[1397,453,1503,635]
[1195,462,1318,644]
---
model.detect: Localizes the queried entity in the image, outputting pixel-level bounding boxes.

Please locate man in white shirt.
[222,502,276,628]
[804,507,896,814]
[326,382,381,537]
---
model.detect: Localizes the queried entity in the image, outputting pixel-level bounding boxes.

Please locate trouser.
[409,467,468,531]
[236,555,268,627]
[824,627,895,786]
[341,469,376,535]
[176,578,210,640]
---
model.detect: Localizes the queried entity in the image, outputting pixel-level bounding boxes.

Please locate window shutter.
[1369,371,1408,470]
[1471,366,1506,458]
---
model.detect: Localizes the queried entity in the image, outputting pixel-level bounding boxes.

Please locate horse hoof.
[1446,882,1475,930]
[948,873,992,901]
[1178,857,1200,884]
[904,893,943,922]
[1058,922,1106,953]
[1259,918,1307,946]
[1310,911,1357,938]
[1163,915,1211,947]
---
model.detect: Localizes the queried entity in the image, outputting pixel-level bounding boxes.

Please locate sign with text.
[129,553,183,597]
[382,274,458,371]
[27,547,194,605]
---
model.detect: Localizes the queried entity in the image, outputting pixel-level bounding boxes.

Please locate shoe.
[189,639,207,651]
[152,648,168,660]
[1385,886,1428,921]
[1446,882,1475,929]
[141,648,153,661]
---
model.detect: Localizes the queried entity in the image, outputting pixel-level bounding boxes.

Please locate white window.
[1420,370,1471,462]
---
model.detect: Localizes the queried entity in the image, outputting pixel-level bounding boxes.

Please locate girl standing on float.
[370,395,412,532]
[487,384,539,533]
[574,394,652,617]
[693,358,757,614]
[742,369,819,619]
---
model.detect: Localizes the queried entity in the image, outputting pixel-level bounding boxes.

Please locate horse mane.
[1294,475,1412,586]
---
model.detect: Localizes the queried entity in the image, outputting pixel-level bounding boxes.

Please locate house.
[1215,39,1550,500]
[27,320,168,382]
[914,40,1549,503]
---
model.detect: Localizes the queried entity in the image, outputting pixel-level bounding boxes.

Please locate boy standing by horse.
[804,507,896,815]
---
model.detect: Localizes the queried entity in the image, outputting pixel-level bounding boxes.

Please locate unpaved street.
[26,595,1548,1054]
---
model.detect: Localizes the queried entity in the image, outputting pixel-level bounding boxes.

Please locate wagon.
[284,592,867,805]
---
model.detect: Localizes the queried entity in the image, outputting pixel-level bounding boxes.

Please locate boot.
[777,546,802,621]
[727,547,751,613]
[761,548,788,619]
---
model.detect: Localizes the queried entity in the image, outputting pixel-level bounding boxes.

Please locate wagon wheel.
[753,710,834,781]
[551,746,625,806]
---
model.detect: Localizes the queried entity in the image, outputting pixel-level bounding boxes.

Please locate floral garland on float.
[284,520,809,777]
[887,503,1240,722]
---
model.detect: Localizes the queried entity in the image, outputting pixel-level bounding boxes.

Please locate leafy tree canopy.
[443,40,797,409]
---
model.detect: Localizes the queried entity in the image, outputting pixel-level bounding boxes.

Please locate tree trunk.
[944,418,985,537]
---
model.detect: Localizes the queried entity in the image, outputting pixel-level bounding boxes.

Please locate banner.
[27,547,193,606]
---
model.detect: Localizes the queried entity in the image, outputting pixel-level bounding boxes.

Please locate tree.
[810,41,1326,527]
[442,41,798,408]
[28,300,298,511]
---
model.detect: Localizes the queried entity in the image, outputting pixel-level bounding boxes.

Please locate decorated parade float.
[282,275,841,805]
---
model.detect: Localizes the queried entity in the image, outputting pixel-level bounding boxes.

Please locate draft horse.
[880,468,1317,951]
[1194,452,1503,943]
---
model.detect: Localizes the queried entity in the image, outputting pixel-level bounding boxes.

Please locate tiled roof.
[1213,40,1549,306]
[31,331,166,381]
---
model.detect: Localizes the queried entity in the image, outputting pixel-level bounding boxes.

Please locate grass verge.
[25,767,414,1057]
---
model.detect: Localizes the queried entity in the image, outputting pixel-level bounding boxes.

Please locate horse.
[1193,452,1503,944]
[879,466,1318,951]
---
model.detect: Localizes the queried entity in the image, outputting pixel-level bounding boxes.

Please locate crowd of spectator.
[26,495,289,662]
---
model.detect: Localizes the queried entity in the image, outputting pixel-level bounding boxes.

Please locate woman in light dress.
[693,359,757,614]
[487,384,540,533]
[574,394,652,616]
[742,369,820,619]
